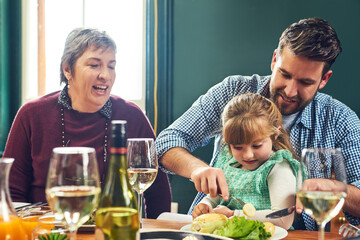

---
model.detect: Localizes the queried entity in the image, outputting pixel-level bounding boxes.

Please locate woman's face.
[64,46,116,113]
[229,136,274,170]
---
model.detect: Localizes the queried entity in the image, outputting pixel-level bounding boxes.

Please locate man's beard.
[270,90,313,116]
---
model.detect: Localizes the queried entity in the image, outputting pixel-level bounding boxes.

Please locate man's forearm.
[160,147,209,178]
[344,184,360,217]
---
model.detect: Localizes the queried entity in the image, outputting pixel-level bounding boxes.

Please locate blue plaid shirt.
[155,74,360,230]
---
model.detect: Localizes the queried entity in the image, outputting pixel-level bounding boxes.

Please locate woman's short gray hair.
[60,28,117,85]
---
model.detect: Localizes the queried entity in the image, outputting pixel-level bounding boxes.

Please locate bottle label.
[110,147,127,154]
[95,226,140,240]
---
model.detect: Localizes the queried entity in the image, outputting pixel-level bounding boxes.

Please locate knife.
[265,205,295,218]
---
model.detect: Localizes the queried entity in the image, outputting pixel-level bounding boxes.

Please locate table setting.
[72,217,346,240]
[2,144,360,240]
[6,209,357,239]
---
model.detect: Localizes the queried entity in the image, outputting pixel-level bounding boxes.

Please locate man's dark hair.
[277,18,342,76]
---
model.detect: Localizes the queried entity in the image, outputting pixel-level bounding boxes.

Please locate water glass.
[20,205,52,240]
[32,215,70,240]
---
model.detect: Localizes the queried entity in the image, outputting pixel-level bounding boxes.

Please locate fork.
[15,202,47,213]
[218,194,245,207]
[339,223,360,238]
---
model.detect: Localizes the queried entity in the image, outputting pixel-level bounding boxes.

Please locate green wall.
[0,0,22,153]
[167,0,360,214]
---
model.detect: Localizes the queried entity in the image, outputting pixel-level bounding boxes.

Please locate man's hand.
[296,178,347,214]
[192,203,214,219]
[190,166,229,200]
[160,148,229,202]
[213,205,234,218]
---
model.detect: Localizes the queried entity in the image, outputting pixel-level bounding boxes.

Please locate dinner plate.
[141,228,232,240]
[180,224,288,240]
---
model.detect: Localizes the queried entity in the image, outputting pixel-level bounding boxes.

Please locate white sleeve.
[199,195,222,208]
[233,160,296,230]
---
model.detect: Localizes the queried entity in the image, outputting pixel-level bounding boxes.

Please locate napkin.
[157,212,193,222]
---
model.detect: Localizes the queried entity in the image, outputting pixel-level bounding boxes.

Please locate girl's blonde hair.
[222,93,296,158]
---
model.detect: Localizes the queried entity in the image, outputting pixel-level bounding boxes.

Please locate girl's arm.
[234,160,296,230]
[199,195,222,208]
[192,195,222,218]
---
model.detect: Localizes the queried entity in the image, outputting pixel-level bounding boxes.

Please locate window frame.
[22,0,146,110]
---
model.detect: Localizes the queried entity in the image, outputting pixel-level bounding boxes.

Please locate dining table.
[76,218,343,240]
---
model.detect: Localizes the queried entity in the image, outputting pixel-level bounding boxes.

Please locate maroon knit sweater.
[3,91,171,219]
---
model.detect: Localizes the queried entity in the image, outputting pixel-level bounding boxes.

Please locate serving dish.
[141,228,232,240]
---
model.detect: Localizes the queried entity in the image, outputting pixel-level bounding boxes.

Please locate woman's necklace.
[60,107,109,182]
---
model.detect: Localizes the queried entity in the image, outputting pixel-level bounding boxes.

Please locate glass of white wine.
[127,138,158,227]
[297,148,347,240]
[45,147,101,240]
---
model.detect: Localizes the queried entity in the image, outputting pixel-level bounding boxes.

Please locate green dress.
[214,147,301,211]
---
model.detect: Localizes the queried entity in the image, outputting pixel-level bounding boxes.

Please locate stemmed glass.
[297,148,347,240]
[127,138,158,226]
[45,147,101,240]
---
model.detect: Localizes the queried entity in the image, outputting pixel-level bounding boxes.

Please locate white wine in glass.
[46,147,101,240]
[128,168,157,194]
[127,138,158,226]
[297,148,347,240]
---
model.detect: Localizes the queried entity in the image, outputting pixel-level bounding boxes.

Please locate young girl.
[192,93,301,230]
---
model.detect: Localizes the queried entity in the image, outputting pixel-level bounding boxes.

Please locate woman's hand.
[192,203,214,219]
[213,205,234,218]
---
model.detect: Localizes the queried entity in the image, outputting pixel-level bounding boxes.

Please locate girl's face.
[229,136,274,170]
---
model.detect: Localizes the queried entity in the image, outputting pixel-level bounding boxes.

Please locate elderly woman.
[3,28,171,219]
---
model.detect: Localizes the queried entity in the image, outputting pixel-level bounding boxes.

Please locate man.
[155,18,360,230]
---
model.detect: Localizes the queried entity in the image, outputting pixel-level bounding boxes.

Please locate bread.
[191,213,228,234]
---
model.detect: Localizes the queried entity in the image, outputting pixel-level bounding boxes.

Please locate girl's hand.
[192,203,214,219]
[213,205,234,218]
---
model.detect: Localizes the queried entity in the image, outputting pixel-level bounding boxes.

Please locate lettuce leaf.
[213,216,271,240]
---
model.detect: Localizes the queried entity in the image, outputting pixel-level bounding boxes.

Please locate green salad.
[213,216,271,240]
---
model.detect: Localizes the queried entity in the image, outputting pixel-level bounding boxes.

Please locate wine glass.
[45,147,101,240]
[127,138,158,226]
[297,148,347,240]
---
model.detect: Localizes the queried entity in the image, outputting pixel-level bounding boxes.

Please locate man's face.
[269,47,332,116]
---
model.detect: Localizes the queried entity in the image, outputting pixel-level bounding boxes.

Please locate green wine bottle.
[95,120,140,240]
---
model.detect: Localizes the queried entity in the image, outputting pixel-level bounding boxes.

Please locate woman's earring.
[67,77,71,88]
